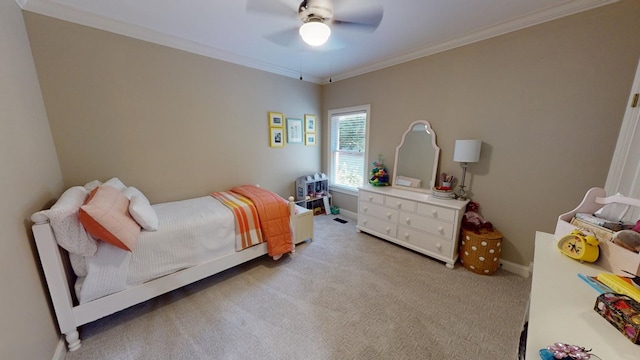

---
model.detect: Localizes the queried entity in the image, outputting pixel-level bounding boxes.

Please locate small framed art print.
[305,133,317,146]
[269,112,284,127]
[286,118,303,144]
[270,127,285,148]
[304,114,317,133]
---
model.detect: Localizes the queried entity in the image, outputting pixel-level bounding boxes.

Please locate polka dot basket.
[459,228,503,275]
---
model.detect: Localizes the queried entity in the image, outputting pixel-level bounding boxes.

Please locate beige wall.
[323,0,640,266]
[4,2,638,358]
[24,12,322,204]
[0,2,65,359]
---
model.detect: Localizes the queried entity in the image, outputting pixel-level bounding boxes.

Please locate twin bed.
[30,178,308,351]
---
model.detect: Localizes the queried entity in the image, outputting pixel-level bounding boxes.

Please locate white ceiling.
[19,0,617,84]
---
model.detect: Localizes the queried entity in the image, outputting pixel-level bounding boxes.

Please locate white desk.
[526,232,640,359]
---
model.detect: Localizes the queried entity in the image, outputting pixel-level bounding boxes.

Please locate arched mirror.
[392,120,440,193]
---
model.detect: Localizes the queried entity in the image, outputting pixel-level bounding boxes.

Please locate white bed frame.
[31,197,303,352]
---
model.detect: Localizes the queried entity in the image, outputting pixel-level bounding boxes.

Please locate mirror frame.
[392,120,440,193]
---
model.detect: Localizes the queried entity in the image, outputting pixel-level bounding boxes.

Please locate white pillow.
[39,186,98,256]
[83,180,102,192]
[104,177,127,192]
[123,186,158,231]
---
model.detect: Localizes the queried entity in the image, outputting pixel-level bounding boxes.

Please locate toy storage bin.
[459,228,503,275]
[594,292,640,344]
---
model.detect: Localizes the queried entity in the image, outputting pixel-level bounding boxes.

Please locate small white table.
[526,232,640,359]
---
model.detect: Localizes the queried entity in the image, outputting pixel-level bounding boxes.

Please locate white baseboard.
[500,258,531,278]
[336,209,531,277]
[52,337,66,360]
[332,209,357,220]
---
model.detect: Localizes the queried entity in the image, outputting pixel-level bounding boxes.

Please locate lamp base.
[456,185,468,201]
[457,162,469,200]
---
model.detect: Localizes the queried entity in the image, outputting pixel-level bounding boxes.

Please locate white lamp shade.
[454,139,482,163]
[299,21,331,47]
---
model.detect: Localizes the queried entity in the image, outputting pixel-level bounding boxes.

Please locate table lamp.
[453,139,482,200]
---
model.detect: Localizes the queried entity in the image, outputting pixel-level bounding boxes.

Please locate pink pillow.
[79,185,141,251]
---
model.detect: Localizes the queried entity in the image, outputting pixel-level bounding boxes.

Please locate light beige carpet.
[66,215,531,360]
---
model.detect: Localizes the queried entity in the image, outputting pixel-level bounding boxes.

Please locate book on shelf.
[596,272,640,302]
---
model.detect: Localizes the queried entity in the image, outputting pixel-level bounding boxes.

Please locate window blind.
[330,110,367,190]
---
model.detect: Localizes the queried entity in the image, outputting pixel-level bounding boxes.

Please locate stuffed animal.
[369,160,390,186]
[462,201,493,233]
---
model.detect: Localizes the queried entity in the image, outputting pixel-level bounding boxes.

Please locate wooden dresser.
[356,184,468,268]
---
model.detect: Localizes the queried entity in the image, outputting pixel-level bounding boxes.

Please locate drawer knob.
[436,243,442,249]
[363,206,368,212]
[385,227,391,234]
[396,202,401,209]
[368,196,373,201]
[431,209,437,216]
[386,212,392,219]
[404,233,409,240]
[437,226,444,233]
[363,219,367,225]
[405,218,411,225]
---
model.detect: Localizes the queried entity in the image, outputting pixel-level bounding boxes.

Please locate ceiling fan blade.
[332,5,383,32]
[265,27,348,51]
[315,37,347,51]
[246,0,299,18]
[264,27,302,48]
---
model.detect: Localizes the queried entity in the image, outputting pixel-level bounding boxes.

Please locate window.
[327,105,370,194]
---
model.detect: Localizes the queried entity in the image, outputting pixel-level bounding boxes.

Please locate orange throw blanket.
[230,185,293,258]
[210,191,264,251]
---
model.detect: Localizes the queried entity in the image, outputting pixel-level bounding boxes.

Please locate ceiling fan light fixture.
[299,19,331,47]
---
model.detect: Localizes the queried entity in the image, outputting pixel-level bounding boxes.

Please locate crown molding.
[324,0,619,84]
[19,0,323,83]
[20,0,617,86]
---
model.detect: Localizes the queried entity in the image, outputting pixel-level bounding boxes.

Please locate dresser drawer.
[398,226,453,256]
[399,211,454,239]
[416,203,455,222]
[358,214,397,237]
[359,201,399,222]
[384,196,417,212]
[359,190,385,205]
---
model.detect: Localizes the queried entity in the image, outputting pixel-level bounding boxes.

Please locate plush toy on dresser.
[369,157,390,186]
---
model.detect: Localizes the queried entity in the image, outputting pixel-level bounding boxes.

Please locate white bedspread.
[77,196,236,304]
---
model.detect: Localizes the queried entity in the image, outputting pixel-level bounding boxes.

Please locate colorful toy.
[369,155,390,186]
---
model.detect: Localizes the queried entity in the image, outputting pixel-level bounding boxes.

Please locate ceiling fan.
[246,0,384,48]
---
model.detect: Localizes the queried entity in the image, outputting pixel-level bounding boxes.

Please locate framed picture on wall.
[270,127,285,148]
[304,114,317,133]
[269,112,284,127]
[305,133,317,146]
[286,118,303,144]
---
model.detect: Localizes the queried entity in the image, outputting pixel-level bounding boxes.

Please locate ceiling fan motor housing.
[298,0,333,23]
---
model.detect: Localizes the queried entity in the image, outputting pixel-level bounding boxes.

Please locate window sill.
[329,185,359,197]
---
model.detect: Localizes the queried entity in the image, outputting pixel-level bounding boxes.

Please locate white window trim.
[327,104,371,195]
